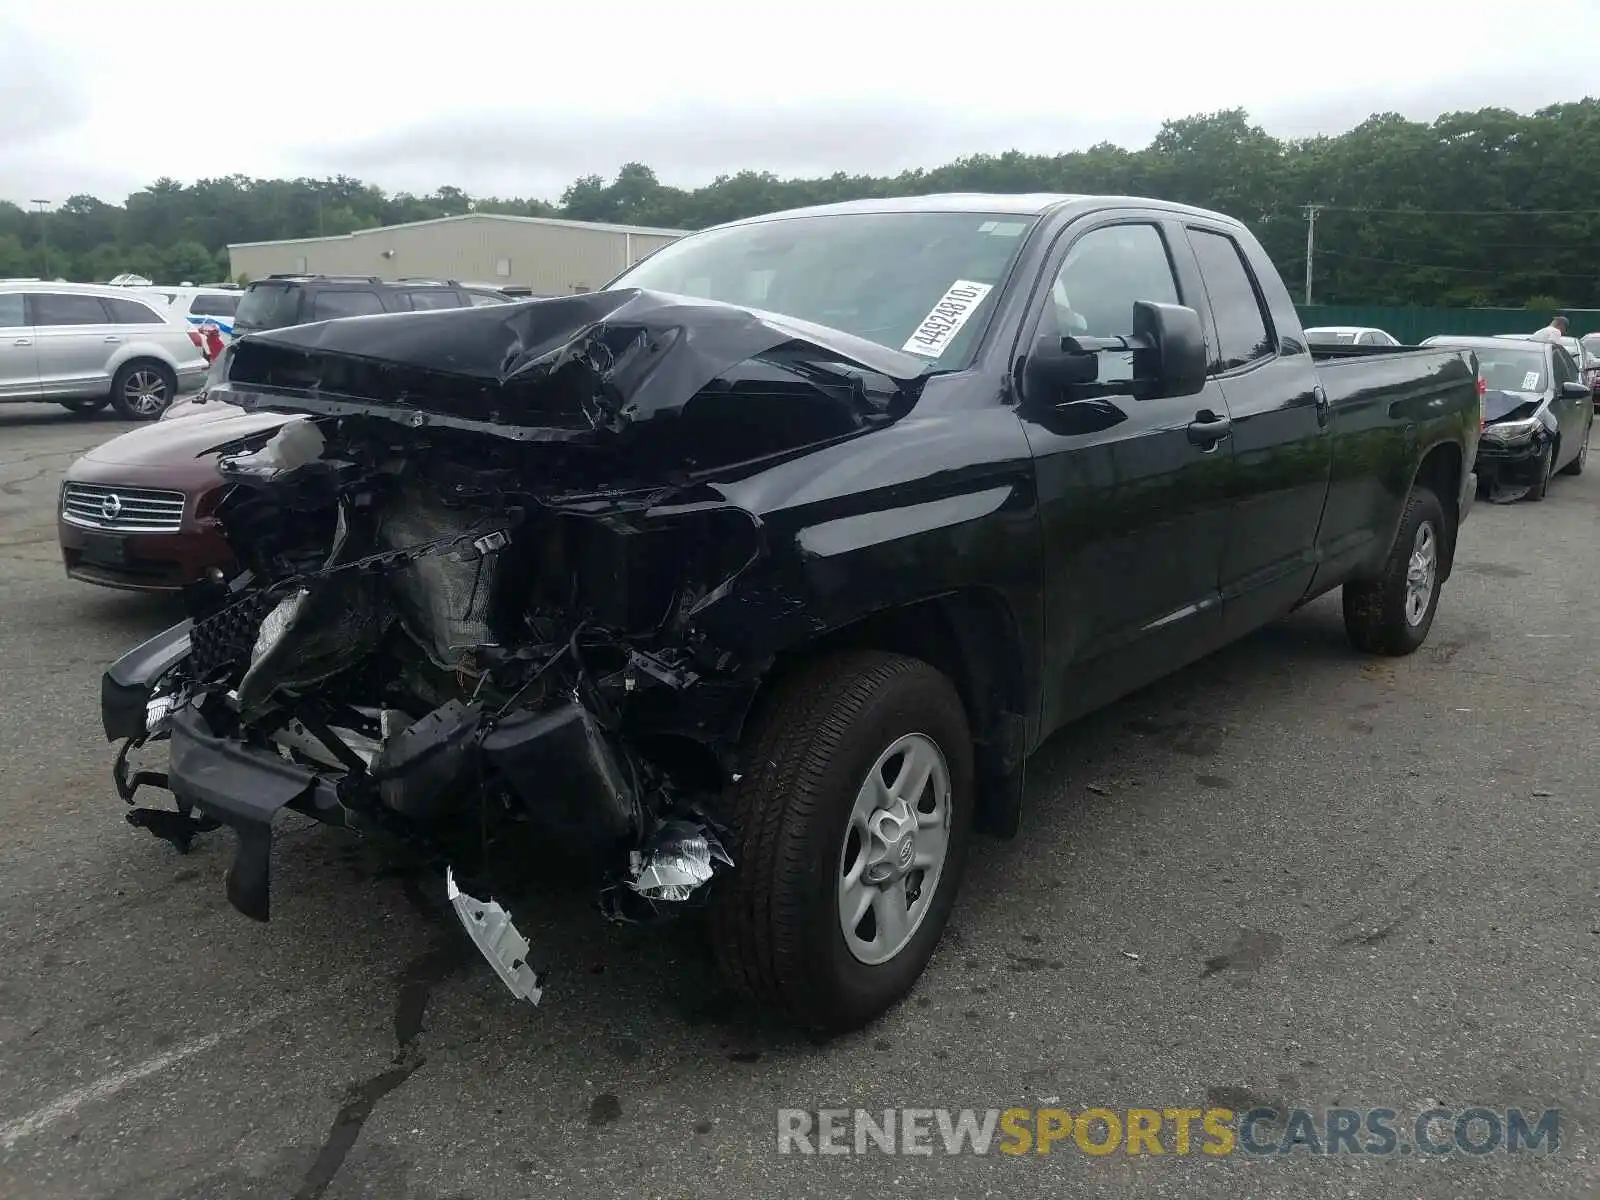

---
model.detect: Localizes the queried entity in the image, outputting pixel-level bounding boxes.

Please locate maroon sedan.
[58,402,289,593]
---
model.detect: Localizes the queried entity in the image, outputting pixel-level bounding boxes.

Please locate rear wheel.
[109,361,176,420]
[58,398,109,415]
[1343,484,1446,656]
[709,651,974,1033]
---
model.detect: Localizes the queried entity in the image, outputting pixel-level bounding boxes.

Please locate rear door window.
[1186,228,1275,372]
[34,293,111,325]
[103,297,166,324]
[0,294,23,327]
[311,290,385,320]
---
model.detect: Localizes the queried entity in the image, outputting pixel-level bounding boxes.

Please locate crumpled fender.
[684,394,1042,673]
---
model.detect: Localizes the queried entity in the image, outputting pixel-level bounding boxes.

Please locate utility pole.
[30,200,50,279]
[1302,203,1323,306]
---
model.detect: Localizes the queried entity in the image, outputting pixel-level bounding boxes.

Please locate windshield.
[1468,347,1549,393]
[608,211,1036,370]
[1306,329,1356,345]
[234,284,303,333]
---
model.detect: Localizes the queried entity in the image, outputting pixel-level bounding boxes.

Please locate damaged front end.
[1477,390,1557,501]
[100,288,927,1004]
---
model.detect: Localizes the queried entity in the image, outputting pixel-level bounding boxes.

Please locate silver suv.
[0,282,210,419]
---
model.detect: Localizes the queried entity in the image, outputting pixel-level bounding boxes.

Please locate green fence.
[1295,305,1600,343]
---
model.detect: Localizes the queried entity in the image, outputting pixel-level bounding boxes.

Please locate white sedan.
[1304,325,1401,347]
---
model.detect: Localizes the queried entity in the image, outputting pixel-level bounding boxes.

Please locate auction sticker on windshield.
[902,281,994,359]
[1522,372,1540,390]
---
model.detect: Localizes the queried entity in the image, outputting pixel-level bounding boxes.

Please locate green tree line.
[4,101,1599,307]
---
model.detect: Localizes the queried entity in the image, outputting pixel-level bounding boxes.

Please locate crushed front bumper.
[102,620,737,1006]
[162,705,349,920]
[1475,437,1548,489]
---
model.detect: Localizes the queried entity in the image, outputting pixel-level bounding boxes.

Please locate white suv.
[138,286,243,344]
[0,282,209,419]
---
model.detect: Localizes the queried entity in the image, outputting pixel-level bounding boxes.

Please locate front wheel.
[709,651,974,1033]
[1343,484,1447,656]
[109,361,177,420]
[1525,443,1554,500]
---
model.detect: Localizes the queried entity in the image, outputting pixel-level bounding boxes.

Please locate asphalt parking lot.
[0,407,1596,1200]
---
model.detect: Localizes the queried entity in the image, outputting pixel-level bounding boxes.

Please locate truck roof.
[715,192,1248,228]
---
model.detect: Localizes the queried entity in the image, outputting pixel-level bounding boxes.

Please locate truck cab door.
[1016,215,1237,731]
[1178,223,1330,639]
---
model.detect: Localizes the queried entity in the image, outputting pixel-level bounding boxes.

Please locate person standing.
[1530,314,1569,343]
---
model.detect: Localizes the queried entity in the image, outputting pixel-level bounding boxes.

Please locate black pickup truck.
[100,194,1481,1033]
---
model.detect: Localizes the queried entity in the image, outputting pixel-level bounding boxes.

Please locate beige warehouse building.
[227,213,688,295]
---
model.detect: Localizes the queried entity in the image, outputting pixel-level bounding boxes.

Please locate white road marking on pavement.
[0,976,355,1151]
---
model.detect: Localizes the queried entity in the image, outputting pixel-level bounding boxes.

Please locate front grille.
[190,590,279,678]
[62,483,186,534]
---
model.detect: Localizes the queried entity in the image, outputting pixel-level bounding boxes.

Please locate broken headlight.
[251,588,309,666]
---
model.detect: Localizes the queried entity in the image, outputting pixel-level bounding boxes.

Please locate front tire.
[1343,484,1447,656]
[1525,443,1553,500]
[109,361,177,420]
[709,651,974,1033]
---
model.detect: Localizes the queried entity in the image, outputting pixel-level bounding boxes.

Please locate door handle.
[13,338,30,346]
[1187,410,1232,448]
[104,336,122,343]
[1313,384,1331,427]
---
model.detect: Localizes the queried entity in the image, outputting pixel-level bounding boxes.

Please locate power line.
[1347,232,1592,251]
[1318,205,1600,217]
[1318,249,1598,280]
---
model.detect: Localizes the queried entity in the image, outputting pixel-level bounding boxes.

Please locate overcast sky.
[5,0,1599,207]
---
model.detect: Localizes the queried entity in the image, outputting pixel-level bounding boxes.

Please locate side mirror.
[1021,333,1100,404]
[1559,380,1592,401]
[1018,301,1208,411]
[1131,301,1207,398]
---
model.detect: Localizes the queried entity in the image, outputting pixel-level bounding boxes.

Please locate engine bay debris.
[446,868,544,1005]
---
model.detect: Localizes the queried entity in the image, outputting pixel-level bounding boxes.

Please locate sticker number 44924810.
[901,280,995,359]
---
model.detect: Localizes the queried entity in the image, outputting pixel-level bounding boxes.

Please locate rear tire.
[58,398,110,415]
[709,651,974,1034]
[1343,484,1447,657]
[109,360,177,420]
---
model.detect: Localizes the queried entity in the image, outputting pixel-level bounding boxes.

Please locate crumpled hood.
[81,409,293,465]
[1483,390,1545,424]
[219,288,930,437]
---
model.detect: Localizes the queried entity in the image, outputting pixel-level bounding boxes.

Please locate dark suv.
[232,275,500,335]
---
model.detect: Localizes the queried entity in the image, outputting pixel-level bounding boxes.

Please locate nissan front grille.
[61,483,186,534]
